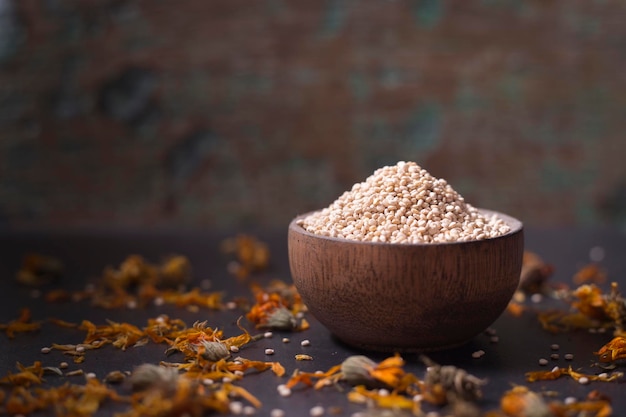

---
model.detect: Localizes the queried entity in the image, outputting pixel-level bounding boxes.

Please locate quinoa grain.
[297,162,509,244]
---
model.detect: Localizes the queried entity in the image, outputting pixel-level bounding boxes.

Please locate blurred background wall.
[1,0,625,231]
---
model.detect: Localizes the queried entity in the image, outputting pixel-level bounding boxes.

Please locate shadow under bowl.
[288,209,524,352]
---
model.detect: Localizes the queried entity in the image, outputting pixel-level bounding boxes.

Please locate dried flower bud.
[129,364,180,393]
[500,386,552,417]
[262,307,298,330]
[421,356,486,403]
[199,340,231,362]
[340,355,379,387]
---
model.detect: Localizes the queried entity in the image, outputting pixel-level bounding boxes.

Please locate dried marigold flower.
[572,284,612,321]
[246,281,308,331]
[0,361,45,387]
[537,281,626,335]
[261,307,298,331]
[128,364,180,394]
[347,385,418,412]
[499,385,551,417]
[340,355,380,387]
[286,353,415,394]
[594,336,626,363]
[548,389,613,417]
[15,253,63,286]
[573,263,607,285]
[519,251,554,294]
[525,366,623,383]
[199,340,231,362]
[0,308,41,339]
[158,255,192,288]
[421,356,486,404]
[221,234,270,279]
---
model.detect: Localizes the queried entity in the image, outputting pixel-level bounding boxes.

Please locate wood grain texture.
[288,210,524,352]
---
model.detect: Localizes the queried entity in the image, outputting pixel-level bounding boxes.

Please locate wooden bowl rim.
[289,208,523,247]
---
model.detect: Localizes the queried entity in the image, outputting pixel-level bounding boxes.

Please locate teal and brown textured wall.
[1,0,625,230]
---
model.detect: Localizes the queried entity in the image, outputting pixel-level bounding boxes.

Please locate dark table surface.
[1,226,625,416]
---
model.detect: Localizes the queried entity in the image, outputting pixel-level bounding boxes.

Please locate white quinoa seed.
[297,161,510,244]
[301,339,311,347]
[40,347,51,354]
[230,345,240,353]
[471,350,485,359]
[564,353,574,361]
[264,331,273,338]
[277,384,291,397]
[578,376,589,385]
[270,409,285,417]
[282,337,290,343]
[310,405,325,416]
[243,405,256,415]
[538,358,549,366]
[229,401,243,414]
[265,348,275,355]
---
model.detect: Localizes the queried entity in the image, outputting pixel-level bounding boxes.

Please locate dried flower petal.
[347,385,419,412]
[525,366,623,383]
[0,362,45,387]
[0,309,41,339]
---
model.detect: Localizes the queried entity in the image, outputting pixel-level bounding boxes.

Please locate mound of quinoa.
[297,161,510,244]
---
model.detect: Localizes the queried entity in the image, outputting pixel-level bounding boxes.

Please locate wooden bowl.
[288,209,524,352]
